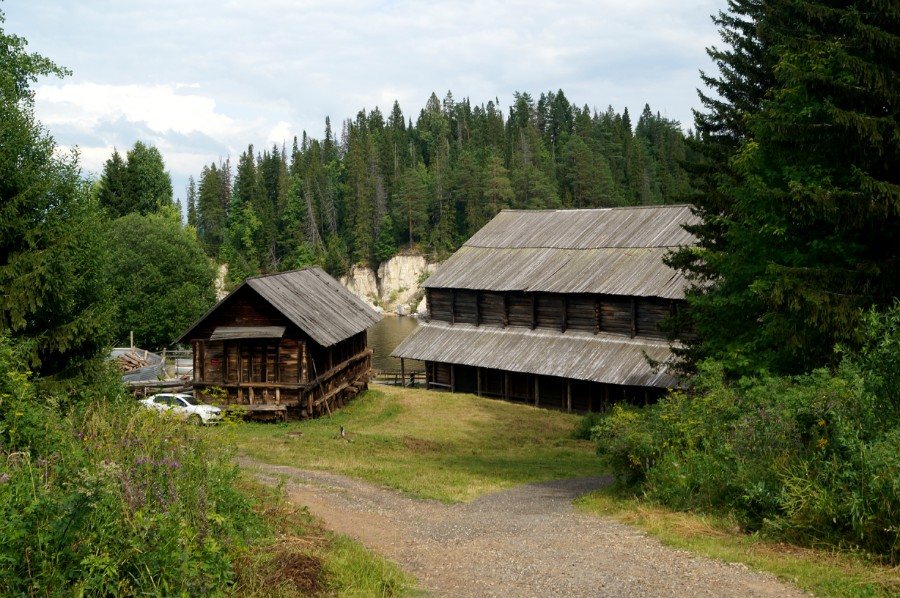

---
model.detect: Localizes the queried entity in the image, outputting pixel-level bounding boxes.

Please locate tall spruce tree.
[669,0,900,375]
[0,15,115,376]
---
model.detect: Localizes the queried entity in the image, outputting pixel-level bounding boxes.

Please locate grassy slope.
[232,386,600,503]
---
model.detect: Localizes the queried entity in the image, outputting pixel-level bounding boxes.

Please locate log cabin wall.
[427,288,680,341]
[423,361,667,413]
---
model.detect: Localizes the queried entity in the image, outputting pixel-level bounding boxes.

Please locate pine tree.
[96,148,129,216]
[669,0,900,375]
[123,141,174,214]
[0,17,115,376]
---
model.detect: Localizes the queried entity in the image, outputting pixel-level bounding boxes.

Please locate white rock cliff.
[340,254,436,315]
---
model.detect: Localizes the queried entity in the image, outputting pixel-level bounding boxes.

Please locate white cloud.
[5,0,724,199]
[35,83,239,138]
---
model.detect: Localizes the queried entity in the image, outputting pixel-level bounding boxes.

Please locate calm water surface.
[368,316,424,372]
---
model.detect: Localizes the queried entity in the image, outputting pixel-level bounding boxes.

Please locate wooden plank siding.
[423,362,666,414]
[427,288,677,341]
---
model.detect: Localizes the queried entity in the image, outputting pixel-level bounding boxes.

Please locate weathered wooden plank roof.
[425,205,698,299]
[210,326,286,340]
[177,267,382,347]
[392,321,678,388]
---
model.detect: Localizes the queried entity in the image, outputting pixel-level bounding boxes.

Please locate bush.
[593,304,900,562]
[0,334,265,594]
[572,411,605,440]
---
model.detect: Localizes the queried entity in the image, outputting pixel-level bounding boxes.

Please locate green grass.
[233,478,421,597]
[576,491,900,598]
[230,386,600,502]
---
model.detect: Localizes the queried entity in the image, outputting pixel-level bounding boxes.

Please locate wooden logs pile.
[116,349,151,372]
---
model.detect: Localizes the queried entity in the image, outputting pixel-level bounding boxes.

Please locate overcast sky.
[4,1,722,203]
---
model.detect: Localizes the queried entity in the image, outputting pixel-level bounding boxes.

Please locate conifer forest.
[164,93,693,283]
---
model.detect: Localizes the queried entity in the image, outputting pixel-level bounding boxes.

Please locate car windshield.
[179,395,200,405]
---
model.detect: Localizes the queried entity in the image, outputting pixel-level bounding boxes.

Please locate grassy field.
[231,386,600,503]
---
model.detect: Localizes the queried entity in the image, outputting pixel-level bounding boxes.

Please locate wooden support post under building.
[476,367,481,397]
[400,358,406,388]
[450,364,456,393]
[534,376,540,407]
[567,381,572,413]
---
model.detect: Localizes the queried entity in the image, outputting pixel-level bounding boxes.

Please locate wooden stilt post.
[534,376,540,408]
[567,380,572,413]
[450,364,456,393]
[476,367,481,397]
[400,358,406,388]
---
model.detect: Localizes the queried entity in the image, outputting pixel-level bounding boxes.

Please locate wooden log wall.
[204,340,225,382]
[427,289,453,322]
[636,298,674,340]
[599,297,633,336]
[428,288,679,340]
[453,290,478,324]
[507,293,533,328]
[478,292,507,327]
[567,295,599,333]
[421,361,668,414]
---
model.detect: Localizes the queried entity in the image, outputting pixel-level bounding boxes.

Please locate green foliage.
[0,334,264,595]
[105,211,216,348]
[595,305,900,563]
[193,89,693,276]
[0,14,115,378]
[571,411,605,441]
[98,141,174,217]
[668,0,900,376]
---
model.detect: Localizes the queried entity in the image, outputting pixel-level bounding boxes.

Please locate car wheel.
[189,414,203,426]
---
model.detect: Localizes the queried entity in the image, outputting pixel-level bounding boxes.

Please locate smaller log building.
[176,267,382,419]
[392,205,699,412]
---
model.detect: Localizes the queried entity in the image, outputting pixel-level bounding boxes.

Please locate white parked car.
[139,393,222,425]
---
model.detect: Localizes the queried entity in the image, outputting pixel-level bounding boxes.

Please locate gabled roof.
[392,321,678,388]
[177,267,381,347]
[424,205,698,299]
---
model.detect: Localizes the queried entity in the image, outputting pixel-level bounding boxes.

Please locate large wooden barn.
[177,267,382,419]
[392,205,698,412]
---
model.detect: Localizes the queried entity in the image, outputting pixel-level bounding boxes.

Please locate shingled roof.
[177,267,381,347]
[424,205,698,299]
[393,205,697,387]
[394,321,677,387]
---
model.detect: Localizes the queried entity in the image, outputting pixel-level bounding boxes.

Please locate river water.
[368,315,423,372]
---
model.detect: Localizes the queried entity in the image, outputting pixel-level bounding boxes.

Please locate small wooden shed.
[392,205,699,412]
[176,267,382,419]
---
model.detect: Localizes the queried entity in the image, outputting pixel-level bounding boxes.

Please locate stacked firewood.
[116,350,151,372]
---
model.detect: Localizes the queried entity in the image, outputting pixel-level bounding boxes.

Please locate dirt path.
[240,458,810,597]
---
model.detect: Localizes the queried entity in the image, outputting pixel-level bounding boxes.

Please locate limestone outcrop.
[340,254,436,315]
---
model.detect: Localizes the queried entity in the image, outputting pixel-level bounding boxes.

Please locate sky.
[4,0,723,204]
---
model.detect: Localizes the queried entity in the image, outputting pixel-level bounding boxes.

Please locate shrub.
[0,333,265,594]
[593,304,900,562]
[571,411,605,440]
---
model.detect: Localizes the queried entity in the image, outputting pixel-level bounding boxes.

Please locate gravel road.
[240,458,810,597]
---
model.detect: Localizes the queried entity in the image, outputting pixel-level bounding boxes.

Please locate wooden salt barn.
[176,267,382,419]
[392,205,698,412]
